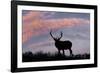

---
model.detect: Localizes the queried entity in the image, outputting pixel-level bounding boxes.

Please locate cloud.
[22,11,90,43]
[23,11,42,23]
[28,40,53,49]
[23,11,56,23]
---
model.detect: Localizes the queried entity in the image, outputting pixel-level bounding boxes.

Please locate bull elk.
[50,30,73,56]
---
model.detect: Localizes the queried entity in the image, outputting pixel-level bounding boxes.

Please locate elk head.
[50,30,63,42]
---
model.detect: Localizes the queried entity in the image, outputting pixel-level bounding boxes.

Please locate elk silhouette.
[50,30,73,56]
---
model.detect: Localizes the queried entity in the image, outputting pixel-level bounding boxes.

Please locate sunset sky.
[22,10,90,55]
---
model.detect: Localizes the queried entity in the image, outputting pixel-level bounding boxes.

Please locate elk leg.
[69,49,73,56]
[63,50,65,55]
[58,50,60,54]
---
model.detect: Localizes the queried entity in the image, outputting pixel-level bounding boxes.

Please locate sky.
[22,10,90,55]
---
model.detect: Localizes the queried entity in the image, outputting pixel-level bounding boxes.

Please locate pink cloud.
[22,12,90,43]
[23,11,42,22]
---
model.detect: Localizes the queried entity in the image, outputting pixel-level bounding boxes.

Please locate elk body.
[50,31,73,56]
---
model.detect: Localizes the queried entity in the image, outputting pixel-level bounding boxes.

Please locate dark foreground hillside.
[22,51,90,62]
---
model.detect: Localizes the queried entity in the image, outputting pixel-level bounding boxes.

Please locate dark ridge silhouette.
[50,30,73,56]
[22,51,90,62]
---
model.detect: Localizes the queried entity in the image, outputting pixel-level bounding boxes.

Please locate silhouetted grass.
[22,51,90,62]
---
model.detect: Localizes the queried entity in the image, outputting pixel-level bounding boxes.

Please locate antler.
[58,31,63,40]
[50,30,55,39]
